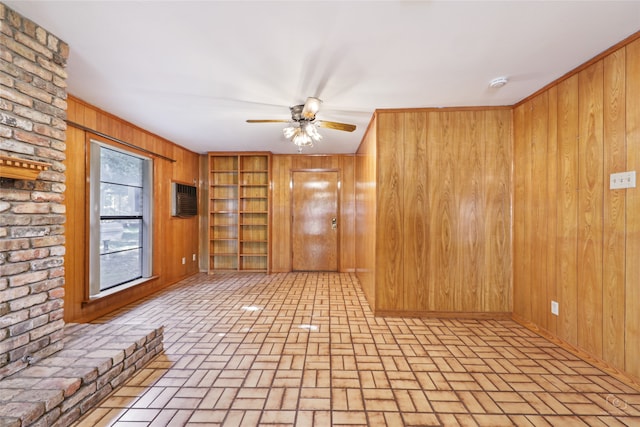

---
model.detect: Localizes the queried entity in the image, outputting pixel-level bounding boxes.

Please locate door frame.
[290,168,341,271]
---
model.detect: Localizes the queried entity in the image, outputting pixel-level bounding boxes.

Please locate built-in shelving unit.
[208,152,270,273]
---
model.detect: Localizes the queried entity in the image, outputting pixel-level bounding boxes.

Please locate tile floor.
[74,273,639,426]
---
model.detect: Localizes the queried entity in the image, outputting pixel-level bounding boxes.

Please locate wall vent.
[172,182,197,217]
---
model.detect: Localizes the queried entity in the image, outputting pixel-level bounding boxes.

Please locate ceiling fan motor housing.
[290,104,313,122]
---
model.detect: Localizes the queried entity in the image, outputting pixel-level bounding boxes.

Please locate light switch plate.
[610,171,636,189]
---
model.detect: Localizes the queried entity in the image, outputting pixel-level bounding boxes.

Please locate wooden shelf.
[0,155,50,180]
[208,152,270,273]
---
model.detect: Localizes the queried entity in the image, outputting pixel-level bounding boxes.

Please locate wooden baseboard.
[374,310,512,320]
[511,314,640,392]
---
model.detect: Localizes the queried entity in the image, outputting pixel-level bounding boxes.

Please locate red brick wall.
[0,3,68,379]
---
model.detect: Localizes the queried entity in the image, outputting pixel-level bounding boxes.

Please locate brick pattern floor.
[73,273,640,426]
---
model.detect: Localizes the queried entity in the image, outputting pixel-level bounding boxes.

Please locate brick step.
[0,323,163,427]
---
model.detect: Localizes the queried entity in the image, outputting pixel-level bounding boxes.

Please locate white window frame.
[89,140,153,298]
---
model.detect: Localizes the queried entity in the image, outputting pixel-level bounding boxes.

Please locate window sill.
[83,276,159,306]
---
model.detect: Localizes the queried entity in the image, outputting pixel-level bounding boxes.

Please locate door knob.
[331,217,337,230]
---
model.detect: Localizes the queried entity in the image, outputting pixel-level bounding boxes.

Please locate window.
[89,141,153,297]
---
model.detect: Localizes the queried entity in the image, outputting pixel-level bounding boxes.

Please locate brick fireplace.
[0,3,69,379]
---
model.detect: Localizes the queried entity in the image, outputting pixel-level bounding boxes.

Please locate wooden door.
[291,171,339,271]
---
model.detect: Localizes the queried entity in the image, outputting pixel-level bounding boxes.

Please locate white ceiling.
[5,1,640,155]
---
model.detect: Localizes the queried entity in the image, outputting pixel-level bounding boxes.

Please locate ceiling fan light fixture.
[283,121,321,152]
[283,124,298,139]
[292,131,314,153]
[303,121,322,141]
[301,97,322,119]
[249,95,354,153]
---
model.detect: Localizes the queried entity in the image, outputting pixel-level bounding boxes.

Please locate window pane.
[100,248,142,290]
[101,147,143,186]
[100,183,142,216]
[100,219,142,254]
[90,141,152,297]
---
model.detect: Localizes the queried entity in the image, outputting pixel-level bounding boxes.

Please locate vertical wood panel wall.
[356,109,512,315]
[512,37,640,382]
[65,96,200,322]
[355,118,377,304]
[270,155,356,273]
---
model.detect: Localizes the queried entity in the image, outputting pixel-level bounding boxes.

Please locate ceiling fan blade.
[301,97,322,119]
[316,120,356,132]
[246,119,290,123]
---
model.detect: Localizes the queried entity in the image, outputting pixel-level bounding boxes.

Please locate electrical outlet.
[551,300,559,316]
[181,257,186,265]
[610,171,636,189]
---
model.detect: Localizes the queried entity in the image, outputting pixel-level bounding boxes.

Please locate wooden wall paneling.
[531,93,549,328]
[368,107,512,315]
[577,61,604,358]
[339,156,356,272]
[160,160,171,278]
[62,125,86,322]
[514,101,533,320]
[169,151,199,277]
[270,155,292,272]
[451,112,466,311]
[546,87,559,334]
[523,102,534,321]
[97,112,112,141]
[190,153,201,274]
[402,112,429,310]
[64,96,200,322]
[290,155,305,169]
[603,48,627,370]
[66,99,91,322]
[484,110,512,312]
[477,111,489,311]
[292,155,337,170]
[376,112,404,311]
[435,112,457,311]
[199,154,209,272]
[270,155,355,273]
[556,75,579,346]
[82,103,97,130]
[157,155,169,277]
[426,112,441,311]
[458,111,485,311]
[511,38,640,385]
[355,118,377,306]
[625,38,640,380]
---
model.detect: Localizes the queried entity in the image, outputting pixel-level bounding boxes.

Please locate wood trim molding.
[512,314,640,392]
[375,105,513,114]
[0,155,50,180]
[374,310,513,320]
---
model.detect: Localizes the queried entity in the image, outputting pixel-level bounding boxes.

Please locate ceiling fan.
[247,97,356,152]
